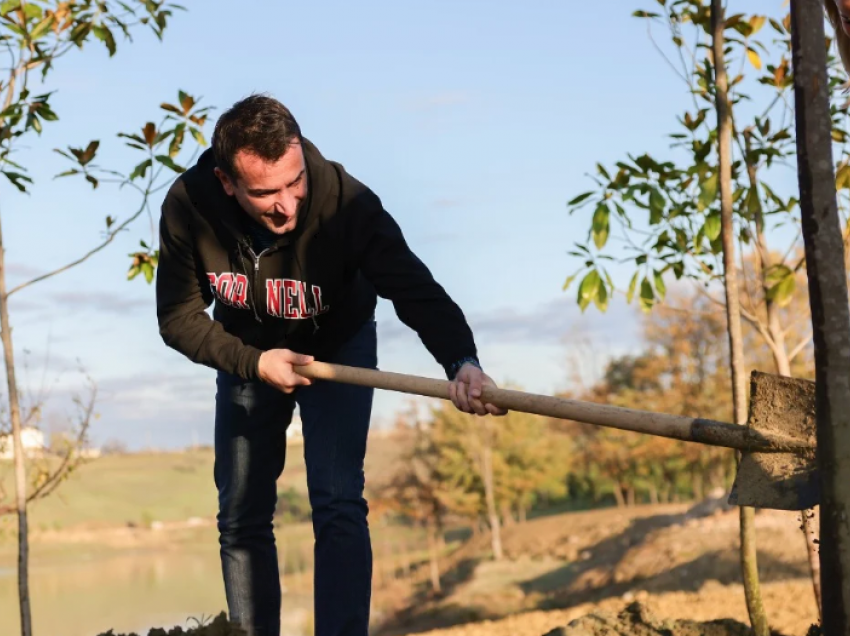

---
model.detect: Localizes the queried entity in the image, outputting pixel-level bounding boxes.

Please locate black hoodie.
[155,138,479,381]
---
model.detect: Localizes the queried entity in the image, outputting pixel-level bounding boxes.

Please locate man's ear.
[214,167,236,196]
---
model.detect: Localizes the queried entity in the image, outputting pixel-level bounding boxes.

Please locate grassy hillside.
[0,432,408,532]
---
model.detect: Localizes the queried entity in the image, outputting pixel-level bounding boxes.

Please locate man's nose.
[276,191,299,216]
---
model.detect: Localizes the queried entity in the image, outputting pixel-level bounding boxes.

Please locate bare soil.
[379,500,821,636]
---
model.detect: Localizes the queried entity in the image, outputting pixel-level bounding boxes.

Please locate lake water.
[0,543,315,636]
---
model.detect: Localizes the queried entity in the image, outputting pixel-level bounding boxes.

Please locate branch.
[646,18,691,88]
[788,332,813,362]
[0,382,97,517]
[7,170,155,298]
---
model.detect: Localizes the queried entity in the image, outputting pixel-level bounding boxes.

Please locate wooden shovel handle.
[295,362,812,453]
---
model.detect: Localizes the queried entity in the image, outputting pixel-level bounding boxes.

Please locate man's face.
[836,0,850,36]
[214,142,308,235]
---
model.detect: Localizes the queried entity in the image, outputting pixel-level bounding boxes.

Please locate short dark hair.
[212,93,302,180]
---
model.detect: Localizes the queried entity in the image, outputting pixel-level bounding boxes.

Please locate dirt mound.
[96,612,246,636]
[542,602,753,636]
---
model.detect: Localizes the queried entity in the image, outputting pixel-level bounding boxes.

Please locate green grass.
[0,433,407,533]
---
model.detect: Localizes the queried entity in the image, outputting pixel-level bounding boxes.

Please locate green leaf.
[0,1,19,18]
[55,169,79,178]
[653,270,667,300]
[69,21,92,45]
[699,173,718,209]
[92,25,117,56]
[626,271,639,303]
[2,170,32,192]
[190,127,207,147]
[593,280,609,312]
[127,265,140,281]
[745,187,762,217]
[155,155,185,173]
[703,213,722,241]
[129,158,152,181]
[639,277,655,313]
[577,270,601,312]
[85,174,98,189]
[567,191,594,206]
[836,165,850,190]
[591,203,610,249]
[766,272,796,307]
[649,188,665,224]
[562,272,579,292]
[142,261,155,284]
[21,2,40,20]
[169,122,185,158]
[765,264,793,285]
[29,15,54,40]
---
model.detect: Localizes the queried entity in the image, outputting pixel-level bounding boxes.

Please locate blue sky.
[0,0,783,450]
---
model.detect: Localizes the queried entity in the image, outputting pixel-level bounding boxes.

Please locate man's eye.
[290,177,302,187]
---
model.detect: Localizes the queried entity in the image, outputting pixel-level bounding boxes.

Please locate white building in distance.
[0,427,45,459]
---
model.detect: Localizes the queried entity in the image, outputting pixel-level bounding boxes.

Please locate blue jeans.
[214,319,377,636]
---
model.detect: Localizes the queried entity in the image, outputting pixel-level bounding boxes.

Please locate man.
[155,94,505,636]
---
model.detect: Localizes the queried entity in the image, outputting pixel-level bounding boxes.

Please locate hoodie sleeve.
[156,183,263,380]
[347,188,479,377]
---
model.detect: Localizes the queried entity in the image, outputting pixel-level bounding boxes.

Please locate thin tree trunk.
[791,1,850,628]
[711,4,768,634]
[745,131,822,618]
[500,500,515,528]
[0,212,32,636]
[612,485,626,508]
[627,486,636,508]
[426,519,441,594]
[480,425,503,560]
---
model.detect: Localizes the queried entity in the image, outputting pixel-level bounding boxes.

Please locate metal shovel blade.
[728,371,819,511]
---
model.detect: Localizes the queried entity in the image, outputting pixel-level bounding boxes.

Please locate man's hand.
[258,349,314,393]
[449,363,507,417]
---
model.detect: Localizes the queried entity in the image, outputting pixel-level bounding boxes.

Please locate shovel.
[295,362,818,512]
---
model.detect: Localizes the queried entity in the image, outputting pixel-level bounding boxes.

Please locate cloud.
[49,291,151,315]
[6,262,43,278]
[378,296,639,350]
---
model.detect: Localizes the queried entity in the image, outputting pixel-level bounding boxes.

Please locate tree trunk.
[745,127,822,616]
[791,1,850,629]
[500,500,515,528]
[692,470,704,501]
[518,504,527,524]
[711,4,769,634]
[648,484,659,506]
[612,485,626,508]
[426,519,441,594]
[481,434,503,560]
[627,486,636,508]
[0,213,32,636]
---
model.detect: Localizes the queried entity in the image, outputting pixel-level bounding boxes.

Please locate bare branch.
[0,380,97,517]
[789,332,814,362]
[646,18,691,88]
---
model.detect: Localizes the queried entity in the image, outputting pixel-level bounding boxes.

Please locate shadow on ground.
[374,508,810,636]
